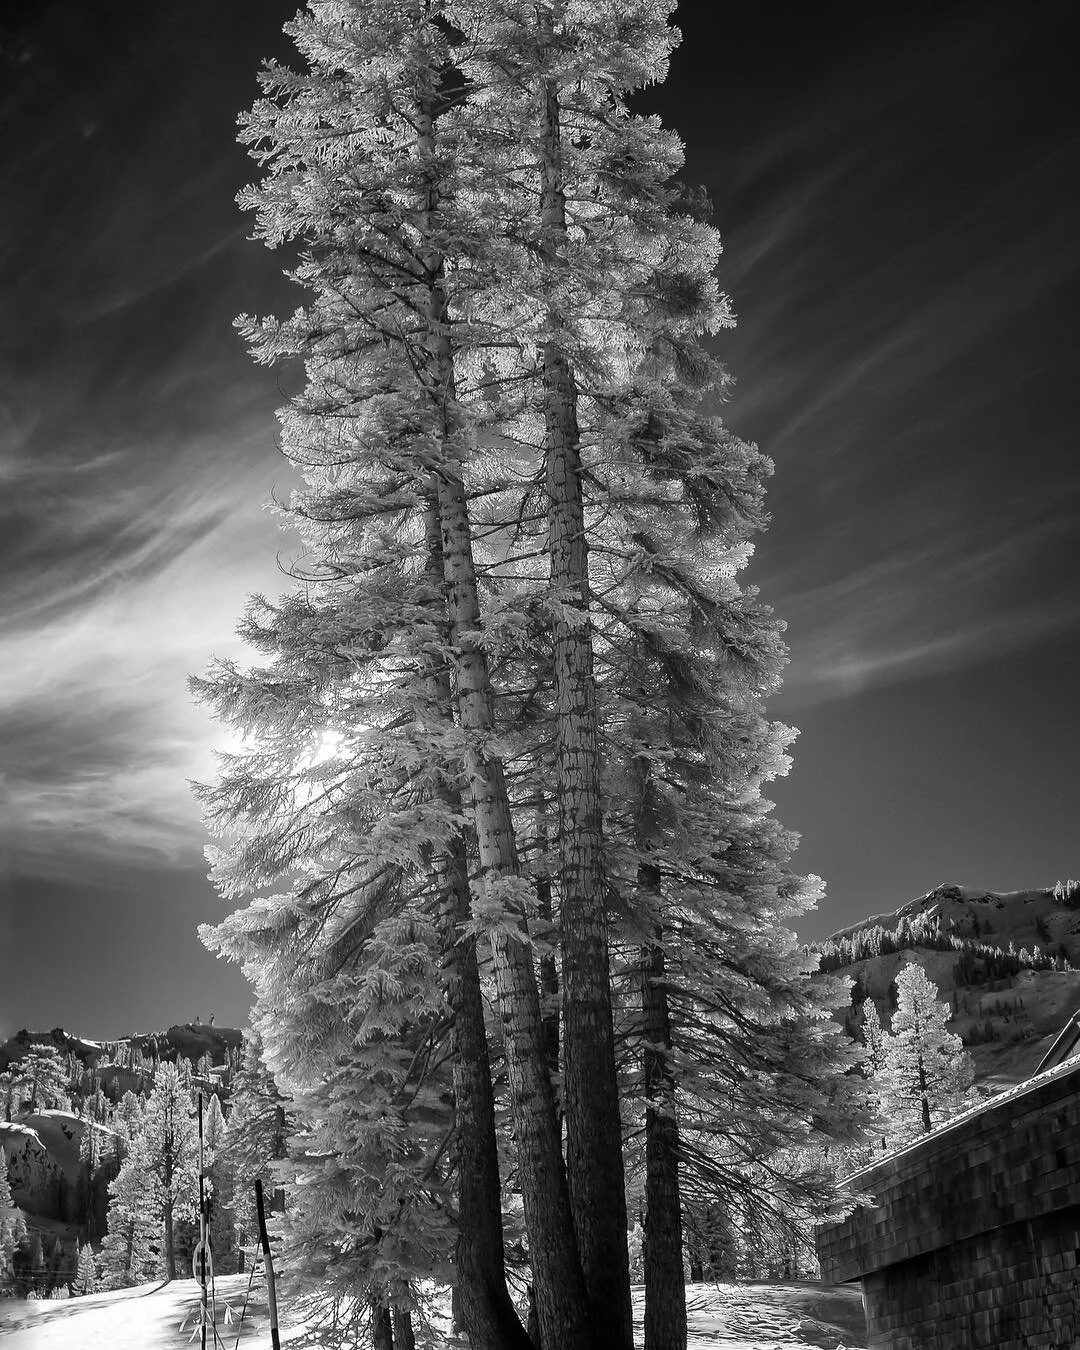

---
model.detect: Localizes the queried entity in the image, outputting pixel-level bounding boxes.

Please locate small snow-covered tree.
[98,1134,159,1289]
[76,1119,117,1244]
[861,999,888,1075]
[141,1063,199,1279]
[856,998,891,1160]
[73,1241,97,1296]
[196,1089,234,1273]
[201,1092,226,1155]
[878,963,975,1143]
[100,1063,198,1284]
[0,1070,22,1122]
[0,1165,26,1281]
[220,1027,290,1254]
[112,1090,146,1145]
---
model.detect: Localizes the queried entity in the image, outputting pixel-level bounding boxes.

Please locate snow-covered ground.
[0,1276,268,1349]
[0,1276,867,1349]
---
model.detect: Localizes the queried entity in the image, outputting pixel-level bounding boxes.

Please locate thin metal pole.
[198,1093,208,1350]
[255,1179,281,1350]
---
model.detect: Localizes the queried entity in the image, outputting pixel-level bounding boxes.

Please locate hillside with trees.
[0,1024,259,1299]
[816,882,1080,1090]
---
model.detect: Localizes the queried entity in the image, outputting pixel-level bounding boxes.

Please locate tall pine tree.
[877,963,975,1144]
[193,3,561,1342]
[195,3,868,1345]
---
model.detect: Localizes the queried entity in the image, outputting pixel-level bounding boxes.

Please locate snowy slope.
[0,1277,868,1349]
[0,1276,267,1349]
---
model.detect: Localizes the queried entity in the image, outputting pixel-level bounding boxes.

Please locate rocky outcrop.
[0,1121,68,1221]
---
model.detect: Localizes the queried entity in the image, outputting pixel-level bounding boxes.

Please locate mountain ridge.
[814,881,1080,1092]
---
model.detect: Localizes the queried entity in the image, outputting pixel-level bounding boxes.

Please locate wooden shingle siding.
[816,1058,1080,1348]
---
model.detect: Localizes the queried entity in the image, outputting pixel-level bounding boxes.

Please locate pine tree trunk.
[372,1301,393,1350]
[427,499,533,1350]
[163,1195,176,1280]
[534,803,561,1083]
[438,825,534,1350]
[391,1308,416,1350]
[918,1053,932,1133]
[640,870,687,1350]
[435,452,591,1350]
[417,101,593,1350]
[539,75,632,1350]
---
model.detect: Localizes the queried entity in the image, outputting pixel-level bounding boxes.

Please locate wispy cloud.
[684,0,1080,708]
[0,411,293,882]
[764,505,1080,706]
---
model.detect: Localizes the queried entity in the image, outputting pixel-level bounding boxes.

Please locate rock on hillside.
[0,1111,113,1226]
[0,1121,62,1219]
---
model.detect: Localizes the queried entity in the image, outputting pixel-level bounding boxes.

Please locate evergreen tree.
[201,1091,226,1154]
[194,1089,233,1274]
[0,1165,26,1282]
[861,999,888,1075]
[73,1241,97,1296]
[217,1028,291,1278]
[855,998,890,1159]
[192,3,571,1342]
[112,1089,146,1144]
[76,1119,115,1243]
[0,1070,22,1122]
[223,1028,289,1216]
[193,3,869,1346]
[12,1044,69,1113]
[448,7,868,1341]
[100,1063,198,1285]
[877,963,975,1144]
[98,1138,159,1290]
[141,1063,199,1279]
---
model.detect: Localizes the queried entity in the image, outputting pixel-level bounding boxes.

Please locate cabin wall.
[817,1059,1080,1349]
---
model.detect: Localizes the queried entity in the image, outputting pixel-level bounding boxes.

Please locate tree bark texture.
[640,867,687,1350]
[391,1308,417,1350]
[416,101,593,1350]
[539,77,632,1350]
[425,500,533,1350]
[162,1123,176,1281]
[534,803,561,1086]
[163,1195,176,1281]
[435,452,592,1350]
[372,1301,393,1350]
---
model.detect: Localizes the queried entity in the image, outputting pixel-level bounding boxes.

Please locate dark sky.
[1,1,1077,1040]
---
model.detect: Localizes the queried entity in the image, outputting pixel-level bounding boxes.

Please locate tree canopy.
[191,3,867,1346]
